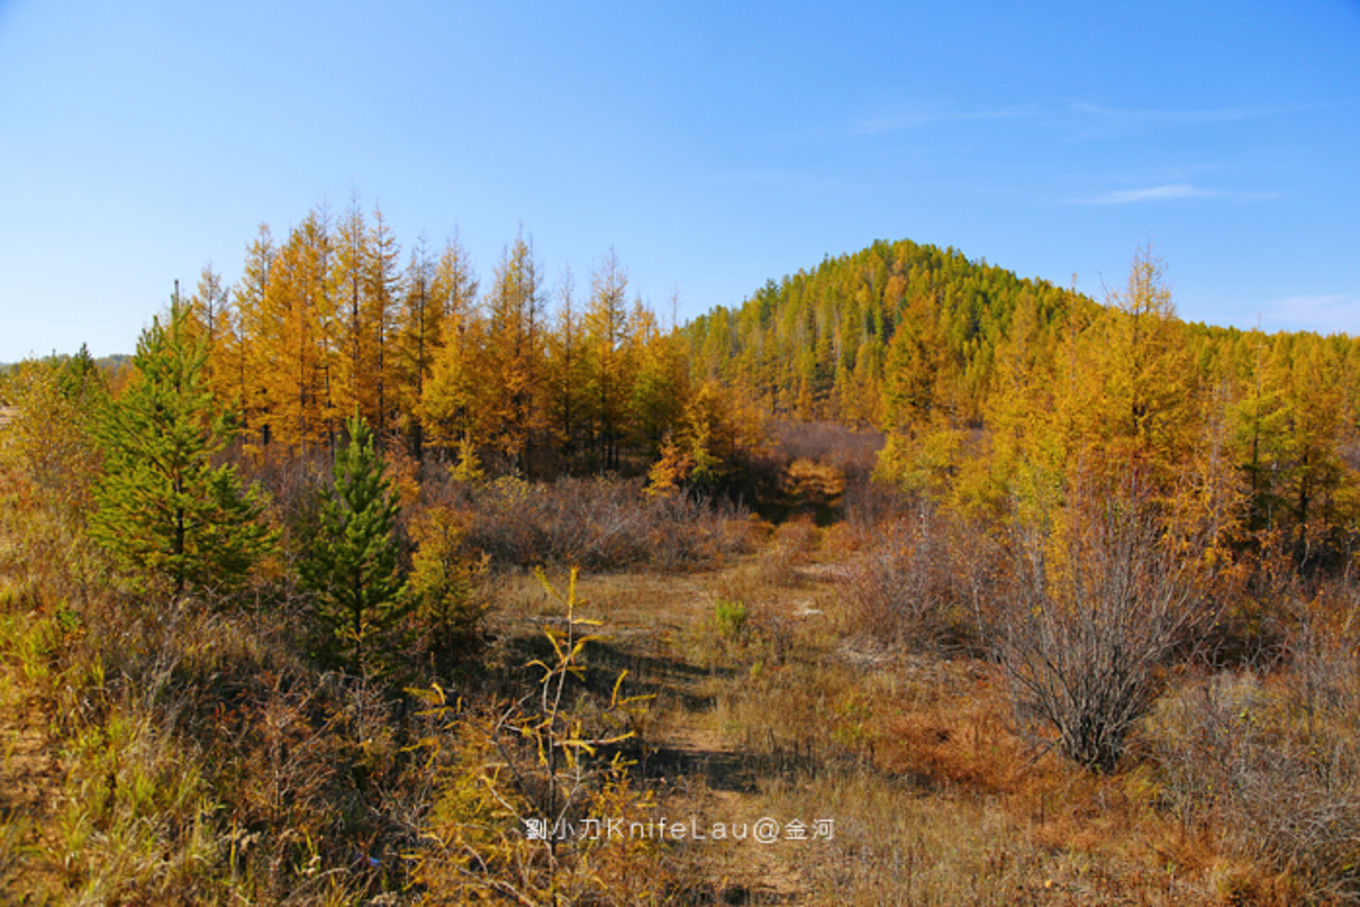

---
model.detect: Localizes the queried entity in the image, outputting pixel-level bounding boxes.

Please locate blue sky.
[1,0,1357,361]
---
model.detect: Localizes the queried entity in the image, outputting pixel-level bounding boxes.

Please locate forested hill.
[688,239,1360,570]
[684,238,1098,427]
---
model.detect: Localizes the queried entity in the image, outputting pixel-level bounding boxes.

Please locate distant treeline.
[14,214,1360,571]
[0,353,130,380]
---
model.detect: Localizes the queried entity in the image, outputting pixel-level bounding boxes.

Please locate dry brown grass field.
[403,477,1353,905]
[477,548,1241,905]
[3,437,1359,904]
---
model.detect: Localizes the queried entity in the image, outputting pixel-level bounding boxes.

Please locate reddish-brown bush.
[425,474,753,571]
[842,504,995,653]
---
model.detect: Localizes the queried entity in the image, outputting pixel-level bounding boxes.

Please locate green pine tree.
[302,412,405,675]
[90,300,275,597]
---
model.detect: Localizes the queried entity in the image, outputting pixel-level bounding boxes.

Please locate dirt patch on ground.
[0,665,63,903]
[0,701,56,816]
[498,562,836,902]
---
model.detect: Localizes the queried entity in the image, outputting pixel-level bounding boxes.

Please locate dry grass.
[625,546,1266,905]
[6,451,1360,903]
[678,610,1227,904]
[757,514,821,587]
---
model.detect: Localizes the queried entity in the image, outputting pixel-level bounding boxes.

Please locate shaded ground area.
[776,458,845,526]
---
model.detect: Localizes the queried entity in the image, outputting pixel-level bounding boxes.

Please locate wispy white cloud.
[1101,183,1212,203]
[1263,294,1360,336]
[1080,183,1282,205]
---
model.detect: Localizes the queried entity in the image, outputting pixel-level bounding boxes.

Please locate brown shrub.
[842,504,994,654]
[1150,585,1360,902]
[996,469,1219,772]
[427,474,754,571]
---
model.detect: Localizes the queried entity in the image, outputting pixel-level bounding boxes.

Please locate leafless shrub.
[647,490,757,570]
[431,474,754,570]
[1152,589,1360,901]
[996,470,1217,772]
[843,504,994,654]
[842,475,918,531]
[1155,677,1360,903]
